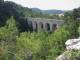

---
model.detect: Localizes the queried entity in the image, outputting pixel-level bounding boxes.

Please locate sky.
[4,0,80,10]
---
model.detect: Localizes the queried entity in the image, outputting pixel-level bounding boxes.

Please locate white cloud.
[4,0,80,10]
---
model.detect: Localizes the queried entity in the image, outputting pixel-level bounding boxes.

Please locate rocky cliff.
[56,37,80,60]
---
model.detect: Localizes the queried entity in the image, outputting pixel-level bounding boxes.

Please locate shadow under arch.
[45,23,50,31]
[28,21,33,31]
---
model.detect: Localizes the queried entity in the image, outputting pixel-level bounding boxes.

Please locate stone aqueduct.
[27,17,64,32]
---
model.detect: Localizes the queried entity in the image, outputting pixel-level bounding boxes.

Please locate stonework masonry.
[27,17,64,32]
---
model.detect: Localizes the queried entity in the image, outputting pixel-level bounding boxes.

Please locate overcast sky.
[4,0,80,10]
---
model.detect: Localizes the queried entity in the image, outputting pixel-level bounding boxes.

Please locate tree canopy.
[0,1,80,60]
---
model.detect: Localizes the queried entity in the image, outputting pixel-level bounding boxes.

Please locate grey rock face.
[56,51,71,60]
[65,38,80,50]
[56,37,80,60]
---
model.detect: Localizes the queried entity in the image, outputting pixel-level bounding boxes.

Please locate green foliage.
[0,12,70,60]
[64,10,79,38]
[0,25,70,60]
[16,32,42,60]
[73,7,80,19]
[46,27,70,60]
[16,32,41,53]
[0,0,79,60]
[63,50,80,60]
[0,16,18,41]
[0,17,18,60]
[78,26,80,36]
[15,27,70,60]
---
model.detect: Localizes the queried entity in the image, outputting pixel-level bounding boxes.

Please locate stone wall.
[27,17,64,32]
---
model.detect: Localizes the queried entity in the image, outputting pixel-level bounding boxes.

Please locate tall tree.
[64,8,80,38]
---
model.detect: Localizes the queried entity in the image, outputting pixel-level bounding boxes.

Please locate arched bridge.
[27,17,64,32]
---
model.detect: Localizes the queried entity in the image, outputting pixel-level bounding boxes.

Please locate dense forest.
[0,0,80,60]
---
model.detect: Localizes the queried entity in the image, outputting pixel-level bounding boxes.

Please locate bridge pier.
[38,22,44,31]
[27,17,64,32]
[32,21,37,31]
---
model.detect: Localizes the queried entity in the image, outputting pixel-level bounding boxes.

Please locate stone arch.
[39,22,43,29]
[52,24,57,31]
[34,21,37,31]
[45,23,50,31]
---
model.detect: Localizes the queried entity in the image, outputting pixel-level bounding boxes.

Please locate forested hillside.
[0,0,80,60]
[31,8,64,14]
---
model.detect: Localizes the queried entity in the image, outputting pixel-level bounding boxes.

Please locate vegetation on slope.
[0,0,80,60]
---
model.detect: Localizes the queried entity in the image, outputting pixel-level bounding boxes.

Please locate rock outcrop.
[56,51,73,60]
[56,37,80,60]
[65,38,80,50]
